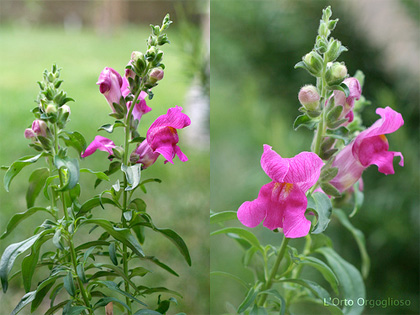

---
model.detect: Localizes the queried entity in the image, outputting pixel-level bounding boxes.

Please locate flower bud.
[61,105,71,115]
[125,62,136,80]
[133,140,159,169]
[303,51,323,76]
[148,68,164,84]
[326,62,347,86]
[325,39,347,62]
[298,85,320,111]
[45,104,57,114]
[145,47,157,61]
[131,51,146,74]
[32,120,47,137]
[24,128,36,139]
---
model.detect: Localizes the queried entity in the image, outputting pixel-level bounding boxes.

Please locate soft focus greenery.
[0,24,209,314]
[211,0,419,314]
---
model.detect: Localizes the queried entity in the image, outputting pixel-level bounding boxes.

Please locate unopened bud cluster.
[125,14,172,95]
[26,64,73,152]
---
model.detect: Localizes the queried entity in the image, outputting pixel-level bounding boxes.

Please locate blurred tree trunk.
[93,0,128,36]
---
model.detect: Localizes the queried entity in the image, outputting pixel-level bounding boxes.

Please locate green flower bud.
[325,39,347,62]
[298,85,320,111]
[131,51,146,74]
[303,51,323,76]
[325,62,348,86]
[145,47,157,61]
[45,104,57,114]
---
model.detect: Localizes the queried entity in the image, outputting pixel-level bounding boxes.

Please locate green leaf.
[278,278,329,299]
[210,211,238,224]
[238,284,260,313]
[94,297,129,311]
[210,271,249,289]
[310,234,333,251]
[63,271,75,297]
[65,306,89,315]
[298,256,339,294]
[53,155,80,191]
[0,207,52,239]
[31,275,61,312]
[10,291,36,315]
[130,267,150,278]
[82,219,144,258]
[334,209,370,278]
[96,280,147,306]
[211,227,263,252]
[98,121,125,133]
[94,161,121,188]
[45,300,70,315]
[76,264,87,283]
[80,168,110,181]
[256,289,286,315]
[77,196,120,217]
[316,247,365,315]
[326,127,350,144]
[293,114,317,130]
[109,242,118,266]
[144,256,179,276]
[91,263,138,292]
[307,192,333,234]
[61,131,87,155]
[250,304,268,315]
[42,175,59,200]
[121,163,142,191]
[0,234,42,292]
[134,310,162,315]
[140,286,182,297]
[26,168,50,208]
[349,181,364,218]
[22,233,53,292]
[320,182,341,197]
[320,167,338,183]
[4,154,45,192]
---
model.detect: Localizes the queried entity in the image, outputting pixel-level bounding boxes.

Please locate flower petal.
[260,145,289,183]
[149,106,191,131]
[281,185,311,238]
[283,151,324,192]
[81,135,115,158]
[237,198,267,229]
[97,68,123,110]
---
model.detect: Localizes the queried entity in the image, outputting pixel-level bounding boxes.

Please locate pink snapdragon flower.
[121,77,151,121]
[237,145,324,238]
[330,107,404,192]
[333,77,362,123]
[146,106,191,164]
[81,135,116,158]
[97,67,123,112]
[131,140,160,169]
[25,120,47,139]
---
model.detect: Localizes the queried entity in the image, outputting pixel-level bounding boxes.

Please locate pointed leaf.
[11,291,36,315]
[53,155,79,191]
[4,154,44,192]
[121,163,142,191]
[80,168,110,181]
[307,192,333,234]
[298,256,339,294]
[77,196,120,217]
[334,209,370,278]
[95,280,147,306]
[63,271,75,297]
[61,131,87,155]
[211,227,263,252]
[1,207,52,239]
[26,168,50,208]
[316,247,365,315]
[210,211,238,224]
[238,285,260,313]
[293,114,317,131]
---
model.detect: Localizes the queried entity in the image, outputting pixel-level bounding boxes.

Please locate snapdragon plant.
[1,14,191,315]
[211,6,404,314]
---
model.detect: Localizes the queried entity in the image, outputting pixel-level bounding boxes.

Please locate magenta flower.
[330,107,404,192]
[32,120,47,137]
[237,145,324,238]
[121,77,151,121]
[146,106,191,164]
[333,77,362,123]
[132,140,160,169]
[81,135,116,158]
[97,67,123,112]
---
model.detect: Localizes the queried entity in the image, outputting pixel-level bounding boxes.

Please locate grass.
[0,24,209,314]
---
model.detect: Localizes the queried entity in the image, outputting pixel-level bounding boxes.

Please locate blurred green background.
[0,1,209,314]
[210,0,419,314]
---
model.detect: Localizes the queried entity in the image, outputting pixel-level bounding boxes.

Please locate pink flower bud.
[133,140,160,169]
[298,85,320,110]
[149,68,164,83]
[32,120,47,137]
[97,67,123,112]
[24,128,36,139]
[61,105,71,114]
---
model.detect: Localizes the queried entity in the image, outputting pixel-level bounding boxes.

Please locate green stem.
[54,124,91,313]
[258,237,290,307]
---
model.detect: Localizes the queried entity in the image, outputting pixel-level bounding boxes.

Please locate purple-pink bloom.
[121,77,151,121]
[81,135,116,158]
[333,77,362,123]
[97,67,123,112]
[32,120,47,137]
[146,106,191,164]
[24,128,36,139]
[237,145,324,238]
[330,106,404,192]
[132,140,160,169]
